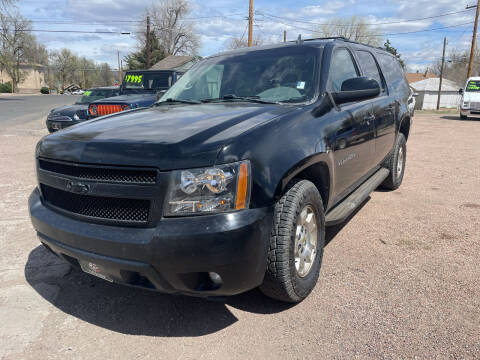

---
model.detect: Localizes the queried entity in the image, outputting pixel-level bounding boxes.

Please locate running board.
[325,168,390,226]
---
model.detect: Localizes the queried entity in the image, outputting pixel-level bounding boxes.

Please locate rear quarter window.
[376,53,409,97]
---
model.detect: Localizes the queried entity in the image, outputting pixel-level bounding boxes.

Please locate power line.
[1,12,245,25]
[255,17,474,37]
[257,8,475,27]
[0,29,132,34]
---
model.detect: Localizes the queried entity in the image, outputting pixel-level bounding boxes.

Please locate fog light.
[208,272,222,286]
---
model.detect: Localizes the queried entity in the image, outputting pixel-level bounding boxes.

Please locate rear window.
[376,53,408,95]
[466,80,480,92]
[356,51,386,92]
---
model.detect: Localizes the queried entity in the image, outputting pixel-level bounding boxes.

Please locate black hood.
[49,104,89,119]
[37,103,294,170]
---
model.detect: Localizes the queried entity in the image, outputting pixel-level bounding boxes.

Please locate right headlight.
[164,160,251,216]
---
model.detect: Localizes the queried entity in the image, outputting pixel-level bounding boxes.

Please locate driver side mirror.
[459,88,464,95]
[156,90,167,101]
[332,77,380,105]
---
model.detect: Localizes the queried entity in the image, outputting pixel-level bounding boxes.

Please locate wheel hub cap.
[294,205,318,277]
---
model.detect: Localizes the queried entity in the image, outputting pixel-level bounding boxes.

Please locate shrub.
[40,87,50,94]
[0,82,12,93]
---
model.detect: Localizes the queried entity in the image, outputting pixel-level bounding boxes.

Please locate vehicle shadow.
[441,115,479,121]
[325,197,370,246]
[25,199,364,337]
[25,245,294,337]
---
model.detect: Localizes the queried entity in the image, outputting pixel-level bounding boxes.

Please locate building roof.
[150,55,196,70]
[410,77,459,92]
[405,72,437,84]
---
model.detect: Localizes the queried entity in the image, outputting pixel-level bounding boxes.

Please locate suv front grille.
[41,184,150,223]
[38,159,157,184]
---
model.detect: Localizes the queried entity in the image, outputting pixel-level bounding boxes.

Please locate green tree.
[384,39,405,69]
[124,30,166,70]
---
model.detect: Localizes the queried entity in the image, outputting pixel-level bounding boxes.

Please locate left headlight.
[165,160,251,216]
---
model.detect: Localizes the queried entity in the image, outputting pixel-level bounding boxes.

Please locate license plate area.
[79,260,113,282]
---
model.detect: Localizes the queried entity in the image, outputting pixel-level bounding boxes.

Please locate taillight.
[89,105,97,116]
[121,104,130,111]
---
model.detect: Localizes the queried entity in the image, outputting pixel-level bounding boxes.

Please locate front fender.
[216,105,335,209]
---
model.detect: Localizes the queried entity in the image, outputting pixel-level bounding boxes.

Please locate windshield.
[159,46,320,104]
[75,89,117,104]
[123,71,173,91]
[466,80,480,92]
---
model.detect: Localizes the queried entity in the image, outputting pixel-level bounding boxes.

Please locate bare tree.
[226,34,264,50]
[0,11,33,92]
[50,49,77,91]
[314,16,382,46]
[150,0,200,56]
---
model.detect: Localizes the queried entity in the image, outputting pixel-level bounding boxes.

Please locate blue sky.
[14,0,476,72]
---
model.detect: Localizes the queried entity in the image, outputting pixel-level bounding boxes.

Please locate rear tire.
[381,133,406,190]
[260,180,325,303]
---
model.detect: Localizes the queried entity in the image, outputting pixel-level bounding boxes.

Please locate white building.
[410,77,461,110]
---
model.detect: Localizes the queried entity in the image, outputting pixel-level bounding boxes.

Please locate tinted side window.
[329,48,359,92]
[356,51,385,92]
[376,53,409,96]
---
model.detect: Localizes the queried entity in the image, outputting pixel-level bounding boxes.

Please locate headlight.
[73,113,80,121]
[165,160,251,216]
[89,105,97,116]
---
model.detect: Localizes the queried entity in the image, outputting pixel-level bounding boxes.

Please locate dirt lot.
[0,111,479,359]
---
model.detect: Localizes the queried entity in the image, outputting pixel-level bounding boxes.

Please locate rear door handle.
[363,114,375,125]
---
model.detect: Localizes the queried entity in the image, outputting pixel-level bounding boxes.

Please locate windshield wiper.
[201,94,279,104]
[155,98,201,106]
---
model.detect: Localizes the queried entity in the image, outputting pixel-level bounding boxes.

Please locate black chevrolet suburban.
[29,38,411,303]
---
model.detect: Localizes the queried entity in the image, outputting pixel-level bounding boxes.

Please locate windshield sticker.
[84,90,92,96]
[124,74,143,84]
[467,81,480,91]
[297,81,306,90]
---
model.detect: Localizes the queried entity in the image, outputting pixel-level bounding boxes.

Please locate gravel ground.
[0,111,479,359]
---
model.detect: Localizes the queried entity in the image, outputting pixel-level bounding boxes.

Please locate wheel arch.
[274,154,332,210]
[399,115,411,141]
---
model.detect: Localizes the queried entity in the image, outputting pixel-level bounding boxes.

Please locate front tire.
[260,180,325,303]
[381,133,406,190]
[460,114,468,120]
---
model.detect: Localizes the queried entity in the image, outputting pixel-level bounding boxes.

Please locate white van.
[459,77,480,119]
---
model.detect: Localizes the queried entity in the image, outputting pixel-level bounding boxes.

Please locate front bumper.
[29,188,272,297]
[46,119,84,132]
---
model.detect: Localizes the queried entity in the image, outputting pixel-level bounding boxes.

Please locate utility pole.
[437,37,447,110]
[146,15,151,68]
[467,0,480,78]
[117,50,122,81]
[248,0,254,47]
[284,30,287,43]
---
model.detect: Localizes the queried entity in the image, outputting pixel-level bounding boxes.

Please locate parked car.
[46,86,120,132]
[71,89,85,95]
[29,38,411,303]
[88,70,183,118]
[459,77,480,119]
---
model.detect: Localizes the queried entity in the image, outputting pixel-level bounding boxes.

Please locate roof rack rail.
[289,36,386,51]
